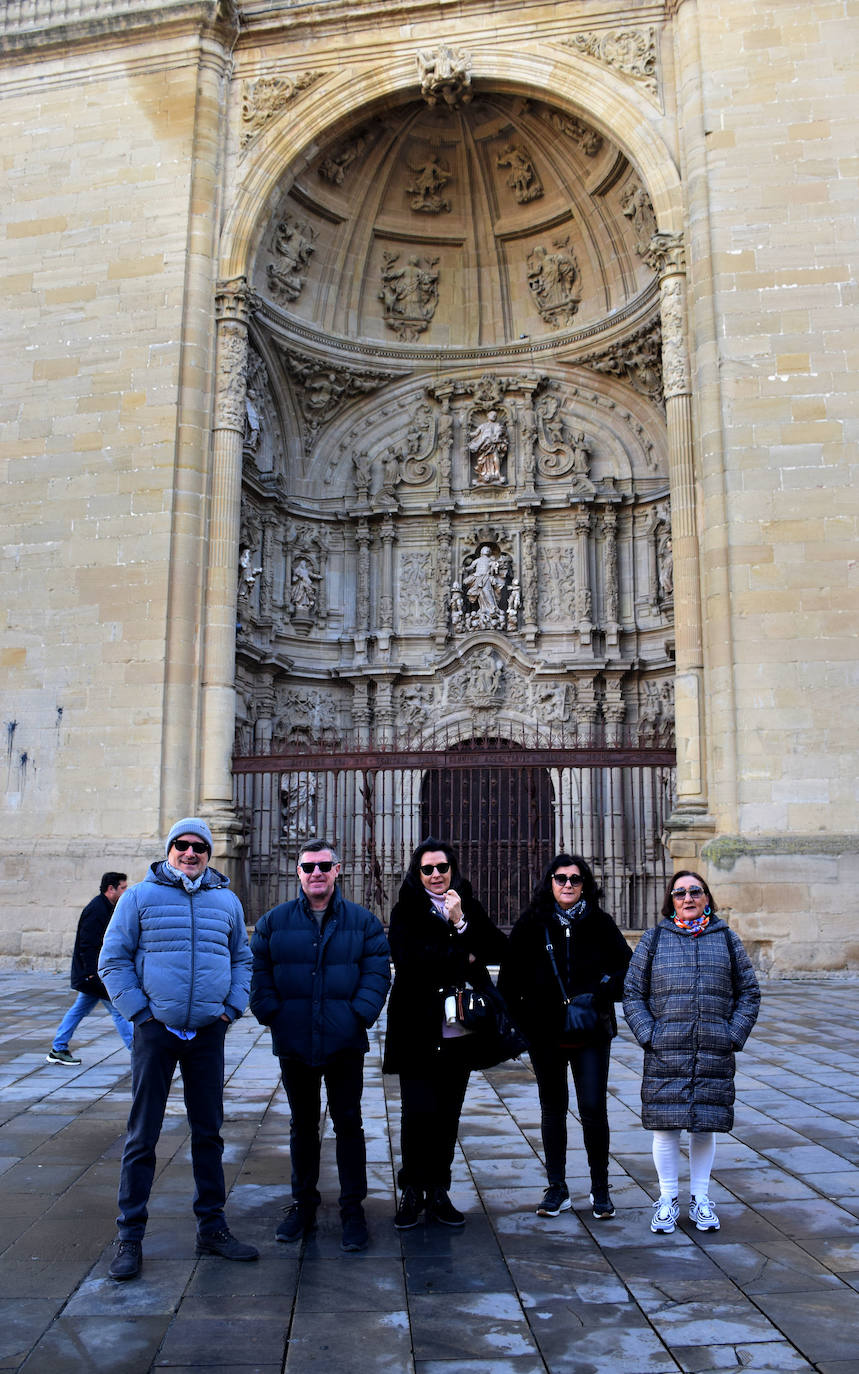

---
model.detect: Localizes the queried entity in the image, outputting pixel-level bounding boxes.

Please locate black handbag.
[451,982,527,1064]
[544,931,599,1038]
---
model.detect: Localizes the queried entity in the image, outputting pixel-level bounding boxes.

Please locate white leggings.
[652,1129,716,1201]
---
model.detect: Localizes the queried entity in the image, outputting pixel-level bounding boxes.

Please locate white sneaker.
[689,1197,720,1231]
[650,1196,680,1233]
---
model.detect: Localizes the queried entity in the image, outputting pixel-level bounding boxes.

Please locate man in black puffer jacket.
[250,839,391,1253]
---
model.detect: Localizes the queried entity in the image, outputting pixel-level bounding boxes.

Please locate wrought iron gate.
[232,739,675,931]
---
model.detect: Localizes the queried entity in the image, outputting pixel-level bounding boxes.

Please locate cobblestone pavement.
[2,971,859,1373]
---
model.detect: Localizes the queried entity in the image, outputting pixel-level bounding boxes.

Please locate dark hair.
[298,838,340,864]
[660,869,717,919]
[404,836,467,897]
[525,853,604,921]
[100,872,127,894]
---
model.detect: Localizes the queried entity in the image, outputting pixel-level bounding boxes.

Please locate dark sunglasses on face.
[420,862,450,876]
[671,885,705,899]
[299,860,335,874]
[172,841,209,855]
[552,873,583,887]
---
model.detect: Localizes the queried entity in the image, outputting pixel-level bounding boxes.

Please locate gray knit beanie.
[165,817,213,857]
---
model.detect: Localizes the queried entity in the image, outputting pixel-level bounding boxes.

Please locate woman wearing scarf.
[623,870,760,1234]
[499,854,631,1221]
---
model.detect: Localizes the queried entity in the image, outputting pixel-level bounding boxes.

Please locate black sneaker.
[108,1238,142,1281]
[340,1207,369,1252]
[46,1048,81,1065]
[195,1227,258,1261]
[589,1188,616,1219]
[426,1187,465,1227]
[394,1186,425,1230]
[275,1202,316,1243]
[536,1183,571,1216]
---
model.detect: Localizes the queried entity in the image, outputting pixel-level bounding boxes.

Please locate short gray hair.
[299,838,340,865]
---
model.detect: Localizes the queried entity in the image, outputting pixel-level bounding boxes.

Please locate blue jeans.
[52,991,134,1051]
[117,1017,228,1240]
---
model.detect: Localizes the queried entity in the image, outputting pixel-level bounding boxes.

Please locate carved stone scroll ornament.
[416,43,473,110]
[620,180,658,258]
[319,129,370,185]
[406,155,452,214]
[534,393,594,491]
[399,401,437,485]
[582,321,664,406]
[497,143,543,204]
[267,215,316,304]
[241,72,323,150]
[379,252,439,340]
[527,237,580,329]
[281,349,401,450]
[561,28,658,100]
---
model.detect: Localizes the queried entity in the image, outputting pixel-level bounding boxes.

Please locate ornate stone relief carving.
[400,401,437,485]
[241,72,323,150]
[285,522,328,628]
[238,545,263,602]
[527,237,580,328]
[281,773,318,841]
[281,348,401,451]
[658,278,690,398]
[541,549,577,623]
[497,143,543,204]
[398,552,435,627]
[395,683,436,734]
[646,231,686,277]
[416,43,473,109]
[467,409,508,486]
[214,322,248,430]
[267,215,316,304]
[379,252,440,340]
[406,154,452,214]
[638,679,675,747]
[534,392,594,494]
[319,129,371,185]
[621,181,658,259]
[651,504,673,606]
[582,321,664,406]
[543,109,603,157]
[275,687,341,746]
[452,531,516,635]
[561,28,658,100]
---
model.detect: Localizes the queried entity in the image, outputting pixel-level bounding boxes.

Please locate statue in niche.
[416,43,473,109]
[621,180,658,259]
[468,410,508,485]
[459,545,510,632]
[282,774,317,841]
[497,143,543,203]
[290,556,320,618]
[406,154,452,214]
[238,546,263,601]
[465,648,504,708]
[656,527,673,601]
[380,447,401,500]
[506,579,521,631]
[352,449,371,501]
[267,214,316,304]
[379,252,439,340]
[243,387,261,454]
[528,237,580,328]
[450,582,464,632]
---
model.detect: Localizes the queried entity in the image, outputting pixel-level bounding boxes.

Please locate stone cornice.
[0,0,239,58]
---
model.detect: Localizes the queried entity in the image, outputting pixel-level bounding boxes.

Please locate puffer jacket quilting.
[623,916,760,1132]
[99,863,252,1029]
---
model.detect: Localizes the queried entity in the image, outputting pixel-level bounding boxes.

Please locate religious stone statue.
[406,154,452,214]
[468,410,508,485]
[352,449,371,500]
[290,556,320,618]
[621,180,658,259]
[461,546,508,630]
[243,387,261,453]
[450,581,464,633]
[506,579,521,631]
[416,43,473,109]
[527,237,580,328]
[379,252,440,340]
[267,214,316,303]
[238,546,263,600]
[656,527,673,601]
[380,447,401,500]
[497,143,543,203]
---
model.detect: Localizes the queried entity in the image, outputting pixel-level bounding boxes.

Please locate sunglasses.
[552,873,583,887]
[420,862,450,876]
[172,841,209,855]
[671,886,705,899]
[299,861,335,874]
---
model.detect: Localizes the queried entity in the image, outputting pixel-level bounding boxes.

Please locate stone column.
[351,679,371,747]
[377,513,396,660]
[601,504,620,652]
[354,518,371,663]
[520,512,539,643]
[574,509,594,650]
[199,278,252,851]
[434,514,453,646]
[647,231,707,815]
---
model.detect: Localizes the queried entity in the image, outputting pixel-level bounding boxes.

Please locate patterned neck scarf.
[554,897,587,928]
[673,912,710,937]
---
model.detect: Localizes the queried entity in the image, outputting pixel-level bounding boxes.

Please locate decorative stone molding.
[379,252,439,340]
[561,28,659,100]
[266,214,316,305]
[406,154,452,214]
[527,237,580,329]
[582,320,664,406]
[416,43,473,109]
[497,143,543,204]
[280,348,401,450]
[240,71,323,150]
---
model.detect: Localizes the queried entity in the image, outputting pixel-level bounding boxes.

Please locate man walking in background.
[46,872,132,1065]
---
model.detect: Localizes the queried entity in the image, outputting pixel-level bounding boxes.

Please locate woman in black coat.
[499,853,631,1221]
[383,837,508,1230]
[623,870,760,1235]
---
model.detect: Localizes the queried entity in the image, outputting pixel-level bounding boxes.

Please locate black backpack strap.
[643,922,663,997]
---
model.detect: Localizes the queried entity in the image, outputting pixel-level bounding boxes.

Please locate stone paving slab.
[2,971,859,1372]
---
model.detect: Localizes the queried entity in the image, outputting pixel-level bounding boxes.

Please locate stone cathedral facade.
[1,0,856,971]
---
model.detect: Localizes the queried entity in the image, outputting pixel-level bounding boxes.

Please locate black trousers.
[397,1039,473,1193]
[528,1039,612,1189]
[279,1050,367,1213]
[117,1018,227,1241]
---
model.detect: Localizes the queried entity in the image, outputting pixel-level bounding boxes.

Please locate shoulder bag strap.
[544,927,571,1007]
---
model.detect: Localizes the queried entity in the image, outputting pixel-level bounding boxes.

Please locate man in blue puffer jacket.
[251,838,391,1253]
[99,817,257,1281]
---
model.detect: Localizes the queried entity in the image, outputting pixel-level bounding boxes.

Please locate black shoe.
[590,1188,616,1220]
[427,1187,464,1227]
[340,1207,369,1252]
[46,1048,81,1065]
[109,1238,142,1281]
[276,1202,316,1243]
[394,1186,425,1230]
[195,1226,258,1261]
[536,1183,571,1217]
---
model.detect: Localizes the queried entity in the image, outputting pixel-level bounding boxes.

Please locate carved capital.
[215,277,253,325]
[646,231,686,279]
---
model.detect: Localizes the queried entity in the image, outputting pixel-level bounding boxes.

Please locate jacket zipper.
[185,889,195,1030]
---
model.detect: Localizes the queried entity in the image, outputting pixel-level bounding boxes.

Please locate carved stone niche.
[465,393,510,487]
[284,522,328,631]
[453,530,515,635]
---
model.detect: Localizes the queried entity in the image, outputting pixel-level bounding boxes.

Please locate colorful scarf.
[673,912,710,937]
[555,897,587,928]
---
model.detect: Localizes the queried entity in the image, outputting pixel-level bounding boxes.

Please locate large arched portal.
[230,85,676,926]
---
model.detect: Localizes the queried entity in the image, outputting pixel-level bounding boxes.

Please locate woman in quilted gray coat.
[623,870,760,1235]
